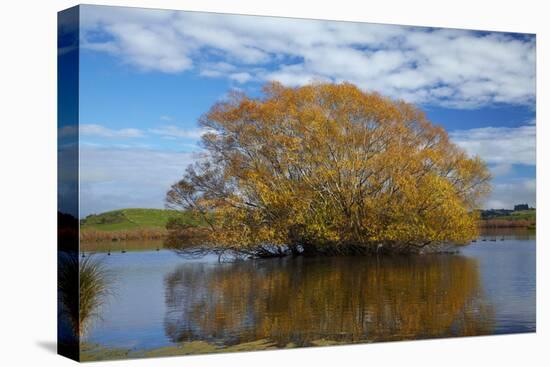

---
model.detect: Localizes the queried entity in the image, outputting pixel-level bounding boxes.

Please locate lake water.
[84,231,535,351]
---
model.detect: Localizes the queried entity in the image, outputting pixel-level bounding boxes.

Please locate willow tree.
[166,82,491,257]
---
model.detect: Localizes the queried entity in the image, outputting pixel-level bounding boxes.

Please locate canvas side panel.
[57,5,80,362]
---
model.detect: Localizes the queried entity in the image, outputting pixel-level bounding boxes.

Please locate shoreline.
[80,232,535,254]
[80,339,346,361]
[80,225,535,252]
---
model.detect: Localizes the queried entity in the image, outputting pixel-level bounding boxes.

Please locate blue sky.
[74,5,536,217]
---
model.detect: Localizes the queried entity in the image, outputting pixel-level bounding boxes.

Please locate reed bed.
[81,239,164,252]
[80,228,167,243]
[479,219,535,229]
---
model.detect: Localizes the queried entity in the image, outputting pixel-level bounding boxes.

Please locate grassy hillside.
[81,208,196,232]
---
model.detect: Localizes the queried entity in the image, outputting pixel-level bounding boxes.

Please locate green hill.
[81,208,195,232]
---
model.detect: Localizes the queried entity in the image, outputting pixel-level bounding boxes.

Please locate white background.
[0,0,547,365]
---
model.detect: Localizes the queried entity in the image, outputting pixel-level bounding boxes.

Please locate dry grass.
[81,239,164,252]
[79,255,112,336]
[479,219,535,229]
[58,252,80,337]
[80,228,167,243]
[58,253,112,338]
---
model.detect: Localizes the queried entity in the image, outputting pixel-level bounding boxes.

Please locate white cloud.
[80,124,144,138]
[449,123,536,209]
[449,125,535,165]
[484,179,536,209]
[70,123,207,142]
[80,5,535,108]
[79,146,199,216]
[149,125,207,139]
[229,72,252,83]
[490,163,514,177]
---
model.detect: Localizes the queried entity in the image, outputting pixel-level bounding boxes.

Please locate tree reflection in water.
[164,255,494,348]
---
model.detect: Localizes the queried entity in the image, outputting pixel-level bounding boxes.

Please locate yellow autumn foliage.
[166,82,491,256]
